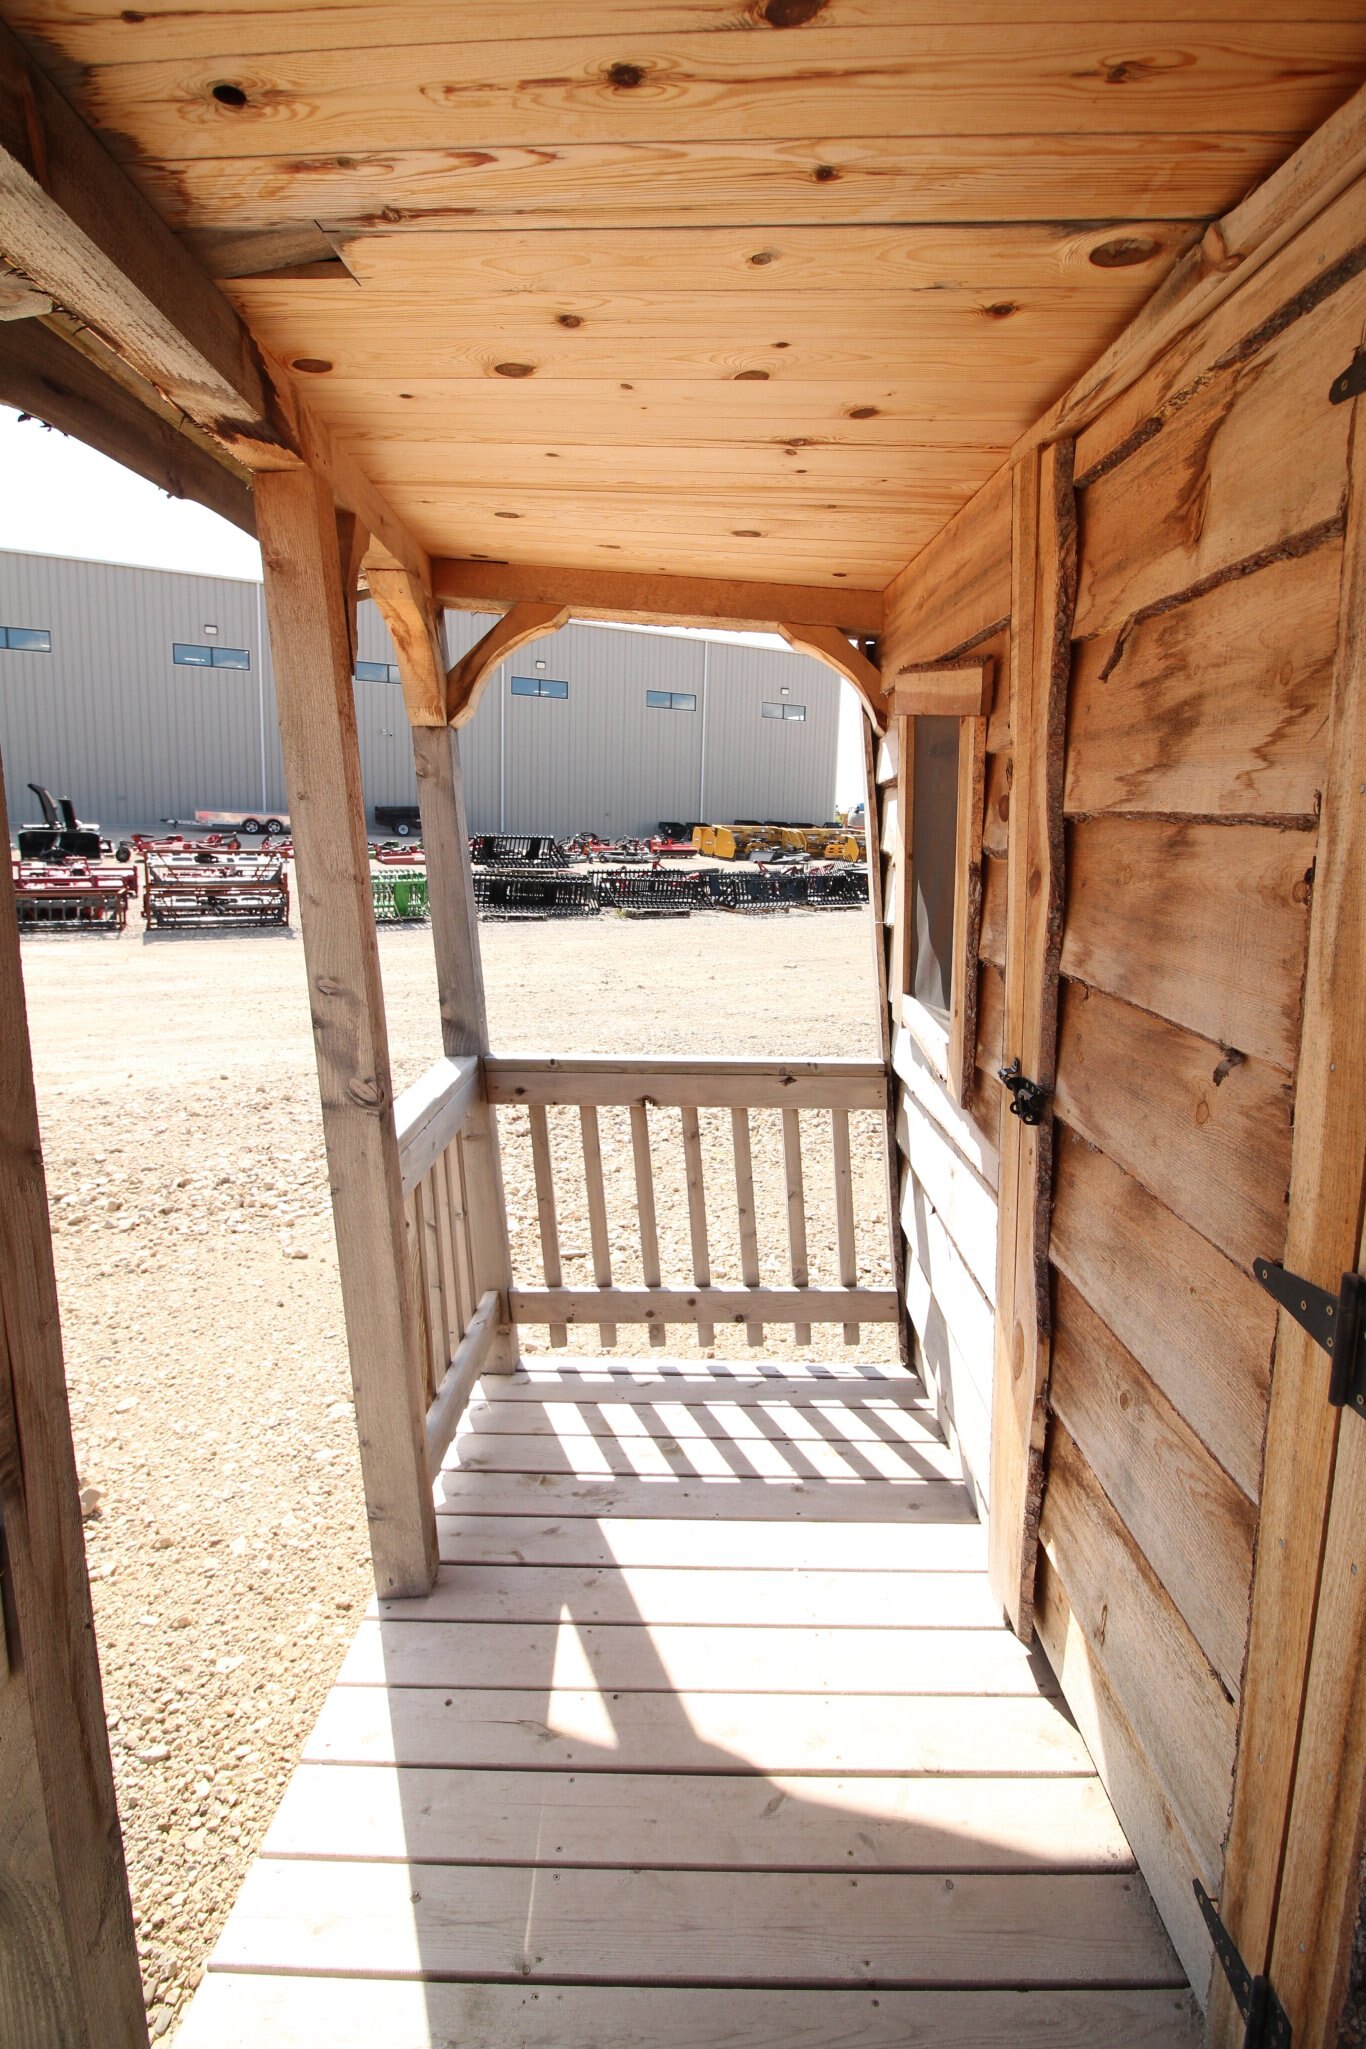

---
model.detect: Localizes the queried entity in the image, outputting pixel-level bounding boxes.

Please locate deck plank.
[374,1563,1000,1628]
[305,1686,1094,1774]
[435,1514,987,1571]
[208,1862,1183,1986]
[462,1391,942,1437]
[434,1469,978,1522]
[449,1427,962,1484]
[339,1618,1058,1694]
[176,1977,1200,2048]
[261,1763,1127,1871]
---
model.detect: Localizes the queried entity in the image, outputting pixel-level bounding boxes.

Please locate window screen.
[910,716,960,1024]
[0,625,51,651]
[511,675,568,699]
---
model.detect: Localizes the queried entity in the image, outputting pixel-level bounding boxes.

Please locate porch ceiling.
[8,3,1366,592]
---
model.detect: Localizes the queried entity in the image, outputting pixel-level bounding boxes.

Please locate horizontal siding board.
[1064,543,1338,821]
[1049,1273,1256,1698]
[1050,1126,1272,1502]
[1061,816,1314,1072]
[893,1027,999,1190]
[882,464,1012,672]
[1073,276,1363,639]
[1040,1423,1237,1887]
[1053,980,1293,1272]
[898,1111,997,1303]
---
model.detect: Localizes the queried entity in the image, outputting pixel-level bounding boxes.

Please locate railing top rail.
[395,1053,481,1197]
[485,1054,887,1112]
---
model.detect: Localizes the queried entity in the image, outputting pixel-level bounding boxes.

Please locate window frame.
[897,711,987,1105]
[510,674,569,700]
[355,659,402,684]
[761,699,807,722]
[173,640,251,671]
[0,625,52,652]
[646,688,698,712]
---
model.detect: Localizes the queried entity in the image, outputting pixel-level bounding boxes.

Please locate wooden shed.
[2,9,1365,2044]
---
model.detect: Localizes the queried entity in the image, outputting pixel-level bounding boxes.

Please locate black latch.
[997,1059,1050,1126]
[1193,1882,1291,2049]
[1253,1260,1366,1416]
[1330,347,1366,405]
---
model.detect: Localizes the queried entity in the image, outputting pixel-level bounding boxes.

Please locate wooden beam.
[411,723,518,1372]
[0,759,146,2048]
[256,466,436,1599]
[887,662,994,718]
[777,622,885,730]
[446,603,570,729]
[365,563,447,727]
[987,439,1077,1640]
[432,556,883,637]
[0,21,427,577]
[0,315,255,535]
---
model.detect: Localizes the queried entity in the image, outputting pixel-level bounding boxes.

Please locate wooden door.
[987,242,1366,2028]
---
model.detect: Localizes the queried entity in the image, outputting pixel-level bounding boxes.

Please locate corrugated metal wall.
[0,552,839,836]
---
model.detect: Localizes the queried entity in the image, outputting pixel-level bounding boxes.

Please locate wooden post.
[987,439,1077,1639]
[411,721,519,1372]
[0,759,147,2049]
[256,468,437,1598]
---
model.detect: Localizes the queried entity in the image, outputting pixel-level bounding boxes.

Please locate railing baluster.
[730,1107,764,1346]
[421,1172,451,1390]
[630,1102,667,1347]
[680,1106,714,1348]
[579,1104,617,1350]
[402,1186,433,1411]
[830,1107,860,1347]
[782,1107,811,1348]
[444,1137,476,1338]
[429,1149,465,1361]
[528,1103,568,1348]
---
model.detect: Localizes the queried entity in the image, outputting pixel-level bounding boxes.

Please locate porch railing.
[484,1056,898,1348]
[394,1055,499,1478]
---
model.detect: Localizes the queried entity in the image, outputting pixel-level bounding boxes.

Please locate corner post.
[0,756,147,2049]
[256,468,437,1596]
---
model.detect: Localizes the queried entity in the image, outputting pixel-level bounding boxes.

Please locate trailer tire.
[396,820,412,837]
[265,818,283,836]
[243,816,263,836]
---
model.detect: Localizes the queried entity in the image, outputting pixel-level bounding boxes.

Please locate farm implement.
[12,857,137,931]
[143,851,289,928]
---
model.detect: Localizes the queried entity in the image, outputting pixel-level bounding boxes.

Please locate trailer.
[162,808,291,838]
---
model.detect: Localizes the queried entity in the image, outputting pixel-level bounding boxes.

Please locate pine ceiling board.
[16,2,1366,69]
[302,379,1030,448]
[328,220,1195,296]
[129,133,1300,234]
[423,536,920,582]
[399,490,959,536]
[340,443,1005,494]
[222,285,1150,385]
[69,27,1366,161]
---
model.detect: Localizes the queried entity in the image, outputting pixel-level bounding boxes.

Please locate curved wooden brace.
[365,562,448,727]
[445,602,571,728]
[777,622,886,732]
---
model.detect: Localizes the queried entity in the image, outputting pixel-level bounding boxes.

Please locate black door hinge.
[1253,1260,1366,1416]
[1194,1882,1291,2049]
[997,1059,1050,1126]
[1330,348,1366,405]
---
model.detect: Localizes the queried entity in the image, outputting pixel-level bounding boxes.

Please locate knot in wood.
[346,1077,384,1110]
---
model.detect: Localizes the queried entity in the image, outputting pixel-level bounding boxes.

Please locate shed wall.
[0,553,838,836]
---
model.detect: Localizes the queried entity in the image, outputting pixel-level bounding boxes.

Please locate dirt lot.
[19,895,889,2038]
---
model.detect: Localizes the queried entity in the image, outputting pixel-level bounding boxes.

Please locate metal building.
[0,550,840,837]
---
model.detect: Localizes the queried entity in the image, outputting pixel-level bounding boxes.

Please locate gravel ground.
[19,889,887,2040]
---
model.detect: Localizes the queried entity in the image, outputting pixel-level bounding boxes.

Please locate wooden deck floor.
[176,1357,1199,2047]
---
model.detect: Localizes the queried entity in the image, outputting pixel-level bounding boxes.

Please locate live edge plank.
[261,1762,1126,1871]
[209,1862,1182,1987]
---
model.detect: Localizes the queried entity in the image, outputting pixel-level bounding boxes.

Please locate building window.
[0,625,52,651]
[511,675,569,699]
[173,641,251,670]
[761,699,806,721]
[646,689,697,712]
[355,660,402,684]
[902,710,988,1105]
